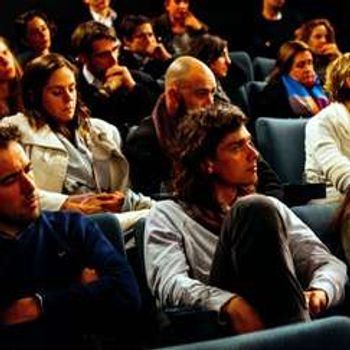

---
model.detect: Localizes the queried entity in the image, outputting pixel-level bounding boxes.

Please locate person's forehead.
[0,142,28,176]
[219,126,250,146]
[91,38,118,52]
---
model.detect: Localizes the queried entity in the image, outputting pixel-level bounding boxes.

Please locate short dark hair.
[0,125,21,149]
[172,102,247,208]
[119,14,151,42]
[71,20,117,56]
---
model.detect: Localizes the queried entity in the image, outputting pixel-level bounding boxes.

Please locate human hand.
[0,297,41,325]
[304,289,328,315]
[104,65,136,92]
[185,12,204,31]
[150,43,172,61]
[62,191,125,214]
[320,43,341,57]
[222,296,265,334]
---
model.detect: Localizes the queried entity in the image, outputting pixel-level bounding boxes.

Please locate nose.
[62,89,75,103]
[20,172,36,195]
[0,53,9,66]
[247,142,259,160]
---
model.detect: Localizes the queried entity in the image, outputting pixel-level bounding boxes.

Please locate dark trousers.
[210,194,310,328]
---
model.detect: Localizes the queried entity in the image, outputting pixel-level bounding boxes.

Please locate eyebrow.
[0,162,32,184]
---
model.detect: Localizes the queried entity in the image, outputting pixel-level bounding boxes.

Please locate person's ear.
[345,77,350,89]
[201,159,215,175]
[166,87,180,115]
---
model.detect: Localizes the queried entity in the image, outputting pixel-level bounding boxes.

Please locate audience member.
[0,36,23,118]
[257,40,329,118]
[125,56,284,200]
[145,103,346,334]
[71,20,158,140]
[119,14,172,80]
[14,9,56,66]
[305,53,350,201]
[295,18,341,83]
[246,0,301,59]
[1,53,153,231]
[152,0,209,56]
[82,0,118,29]
[187,33,231,102]
[0,124,141,349]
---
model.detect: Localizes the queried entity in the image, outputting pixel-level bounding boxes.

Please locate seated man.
[125,56,284,201]
[119,14,172,81]
[145,103,346,334]
[71,20,159,140]
[0,125,141,349]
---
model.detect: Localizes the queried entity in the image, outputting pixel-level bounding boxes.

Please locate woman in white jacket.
[2,53,153,230]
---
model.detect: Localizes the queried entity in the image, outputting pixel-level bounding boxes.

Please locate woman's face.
[307,24,329,55]
[289,50,316,88]
[210,46,231,78]
[0,41,16,81]
[42,66,77,125]
[26,16,51,53]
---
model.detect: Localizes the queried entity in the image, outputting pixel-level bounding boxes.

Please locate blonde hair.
[324,53,350,102]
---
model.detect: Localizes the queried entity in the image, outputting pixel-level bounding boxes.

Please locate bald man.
[124,56,217,196]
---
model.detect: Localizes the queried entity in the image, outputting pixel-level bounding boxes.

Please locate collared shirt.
[89,7,117,28]
[83,65,103,88]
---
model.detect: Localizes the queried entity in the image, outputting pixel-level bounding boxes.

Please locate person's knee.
[233,194,277,216]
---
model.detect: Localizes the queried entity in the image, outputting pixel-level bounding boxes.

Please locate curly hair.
[324,53,350,103]
[295,18,336,47]
[172,102,247,209]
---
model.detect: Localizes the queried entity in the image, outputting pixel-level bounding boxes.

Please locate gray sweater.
[145,196,347,312]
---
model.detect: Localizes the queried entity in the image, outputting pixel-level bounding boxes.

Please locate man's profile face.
[0,142,40,235]
[209,126,259,188]
[179,69,216,111]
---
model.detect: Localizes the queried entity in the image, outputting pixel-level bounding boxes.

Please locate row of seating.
[229,51,276,83]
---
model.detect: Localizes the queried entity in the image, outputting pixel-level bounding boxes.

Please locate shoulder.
[39,210,95,236]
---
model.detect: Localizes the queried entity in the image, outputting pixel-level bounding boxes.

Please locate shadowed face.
[209,126,259,188]
[26,16,51,53]
[42,66,77,125]
[0,142,40,235]
[289,50,316,88]
[0,41,16,81]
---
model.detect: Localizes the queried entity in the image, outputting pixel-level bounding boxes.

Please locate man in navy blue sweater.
[0,125,141,349]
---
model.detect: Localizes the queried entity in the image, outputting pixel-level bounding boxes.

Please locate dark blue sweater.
[0,211,140,323]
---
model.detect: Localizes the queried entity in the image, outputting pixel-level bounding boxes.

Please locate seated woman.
[1,53,153,231]
[295,18,341,84]
[257,40,329,118]
[187,33,232,103]
[305,53,350,201]
[14,9,55,66]
[152,0,208,56]
[0,36,23,118]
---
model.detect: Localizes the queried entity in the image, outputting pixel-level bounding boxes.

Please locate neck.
[93,6,110,17]
[214,183,238,212]
[0,81,10,100]
[0,223,26,238]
